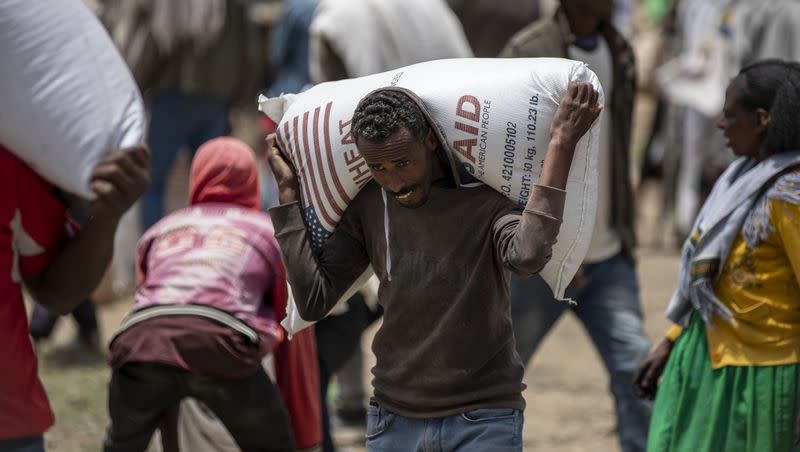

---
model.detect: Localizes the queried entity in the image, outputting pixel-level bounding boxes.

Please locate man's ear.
[425,128,438,153]
[756,108,771,131]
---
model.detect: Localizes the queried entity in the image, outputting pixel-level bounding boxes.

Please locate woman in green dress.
[634,59,800,452]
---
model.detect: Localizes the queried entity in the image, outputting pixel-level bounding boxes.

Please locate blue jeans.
[510,253,651,452]
[0,435,45,452]
[140,93,229,230]
[366,401,523,452]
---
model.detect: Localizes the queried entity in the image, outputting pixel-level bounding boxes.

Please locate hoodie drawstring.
[381,188,392,281]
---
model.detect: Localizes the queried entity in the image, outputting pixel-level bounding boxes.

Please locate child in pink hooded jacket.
[104,137,320,452]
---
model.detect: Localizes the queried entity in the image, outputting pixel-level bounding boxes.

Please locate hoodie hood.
[358,86,469,186]
[359,87,480,282]
[189,137,261,210]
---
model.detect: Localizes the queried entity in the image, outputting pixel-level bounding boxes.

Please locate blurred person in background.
[267,0,318,98]
[445,0,540,57]
[645,0,800,249]
[500,1,651,451]
[635,59,800,452]
[633,0,680,250]
[611,0,635,40]
[728,0,800,71]
[102,0,269,231]
[102,138,311,452]
[0,146,149,452]
[539,0,634,39]
[260,0,317,213]
[655,0,735,243]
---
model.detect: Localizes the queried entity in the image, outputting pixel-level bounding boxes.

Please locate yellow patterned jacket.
[666,169,800,368]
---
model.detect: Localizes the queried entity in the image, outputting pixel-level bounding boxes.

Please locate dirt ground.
[36,183,678,451]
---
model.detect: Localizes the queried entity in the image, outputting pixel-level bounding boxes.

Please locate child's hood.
[189,137,261,210]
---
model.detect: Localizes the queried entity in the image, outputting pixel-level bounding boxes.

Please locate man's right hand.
[264,134,300,205]
[550,82,603,148]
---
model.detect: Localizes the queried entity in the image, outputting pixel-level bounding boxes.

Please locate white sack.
[177,399,240,452]
[0,0,146,199]
[309,0,473,82]
[260,58,602,335]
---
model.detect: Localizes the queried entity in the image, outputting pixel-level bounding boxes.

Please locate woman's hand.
[633,338,675,400]
[794,410,800,445]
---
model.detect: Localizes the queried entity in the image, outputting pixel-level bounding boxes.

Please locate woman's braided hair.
[733,59,800,156]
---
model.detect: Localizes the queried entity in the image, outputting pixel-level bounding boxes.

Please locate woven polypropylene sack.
[260,58,601,333]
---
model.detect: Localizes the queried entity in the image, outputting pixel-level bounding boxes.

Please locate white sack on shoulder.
[261,58,602,336]
[0,0,146,199]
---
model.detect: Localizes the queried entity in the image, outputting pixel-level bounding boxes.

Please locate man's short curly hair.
[351,89,428,143]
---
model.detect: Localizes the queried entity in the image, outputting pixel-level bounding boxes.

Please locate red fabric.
[189,137,261,210]
[272,262,323,449]
[109,316,269,379]
[259,114,278,135]
[0,147,71,439]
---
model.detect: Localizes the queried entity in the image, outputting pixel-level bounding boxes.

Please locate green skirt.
[648,314,800,452]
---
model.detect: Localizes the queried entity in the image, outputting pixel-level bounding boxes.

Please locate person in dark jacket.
[500,2,651,451]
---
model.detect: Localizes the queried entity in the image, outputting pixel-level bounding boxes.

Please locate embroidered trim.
[742,171,800,248]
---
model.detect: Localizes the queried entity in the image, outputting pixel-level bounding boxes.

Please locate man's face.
[357,126,439,208]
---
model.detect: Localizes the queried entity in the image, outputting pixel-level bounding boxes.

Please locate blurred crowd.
[82,0,800,300]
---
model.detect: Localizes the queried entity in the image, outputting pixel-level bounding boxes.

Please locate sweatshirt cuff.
[524,184,566,222]
[269,202,307,234]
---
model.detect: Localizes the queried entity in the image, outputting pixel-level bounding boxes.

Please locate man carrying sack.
[265,84,601,451]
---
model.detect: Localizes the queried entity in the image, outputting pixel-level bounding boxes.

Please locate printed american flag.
[278,101,353,255]
[304,205,332,253]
